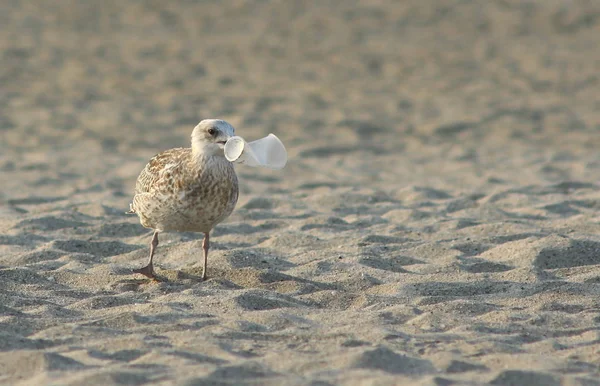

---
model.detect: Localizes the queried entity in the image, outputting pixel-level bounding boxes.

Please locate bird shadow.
[109,264,206,284]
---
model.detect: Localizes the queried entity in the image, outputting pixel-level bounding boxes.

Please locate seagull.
[127,119,239,280]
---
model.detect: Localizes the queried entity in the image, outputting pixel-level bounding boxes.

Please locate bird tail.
[125,203,136,214]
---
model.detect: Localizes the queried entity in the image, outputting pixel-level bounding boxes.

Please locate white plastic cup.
[224,134,287,169]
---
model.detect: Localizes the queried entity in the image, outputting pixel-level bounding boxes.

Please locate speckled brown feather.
[131,147,238,233]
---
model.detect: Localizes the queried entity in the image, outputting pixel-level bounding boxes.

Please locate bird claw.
[132,264,157,280]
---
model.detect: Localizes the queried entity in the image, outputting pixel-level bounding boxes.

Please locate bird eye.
[208,128,216,136]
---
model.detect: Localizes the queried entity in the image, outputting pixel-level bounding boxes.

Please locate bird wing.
[130,148,197,218]
[134,148,192,195]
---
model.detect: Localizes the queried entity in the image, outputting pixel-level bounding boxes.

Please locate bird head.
[191,119,235,157]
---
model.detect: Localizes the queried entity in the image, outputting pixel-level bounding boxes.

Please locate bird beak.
[216,135,230,149]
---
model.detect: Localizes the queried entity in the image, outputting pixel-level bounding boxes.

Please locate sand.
[1,0,600,385]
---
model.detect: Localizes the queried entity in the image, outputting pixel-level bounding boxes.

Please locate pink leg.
[202,232,210,280]
[133,230,158,279]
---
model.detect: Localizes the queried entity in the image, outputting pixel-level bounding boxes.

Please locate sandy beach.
[2,0,600,384]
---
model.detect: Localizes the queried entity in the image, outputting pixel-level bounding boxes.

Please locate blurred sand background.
[2,0,600,385]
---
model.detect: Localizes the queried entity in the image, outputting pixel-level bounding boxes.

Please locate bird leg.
[133,230,158,279]
[202,232,210,280]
